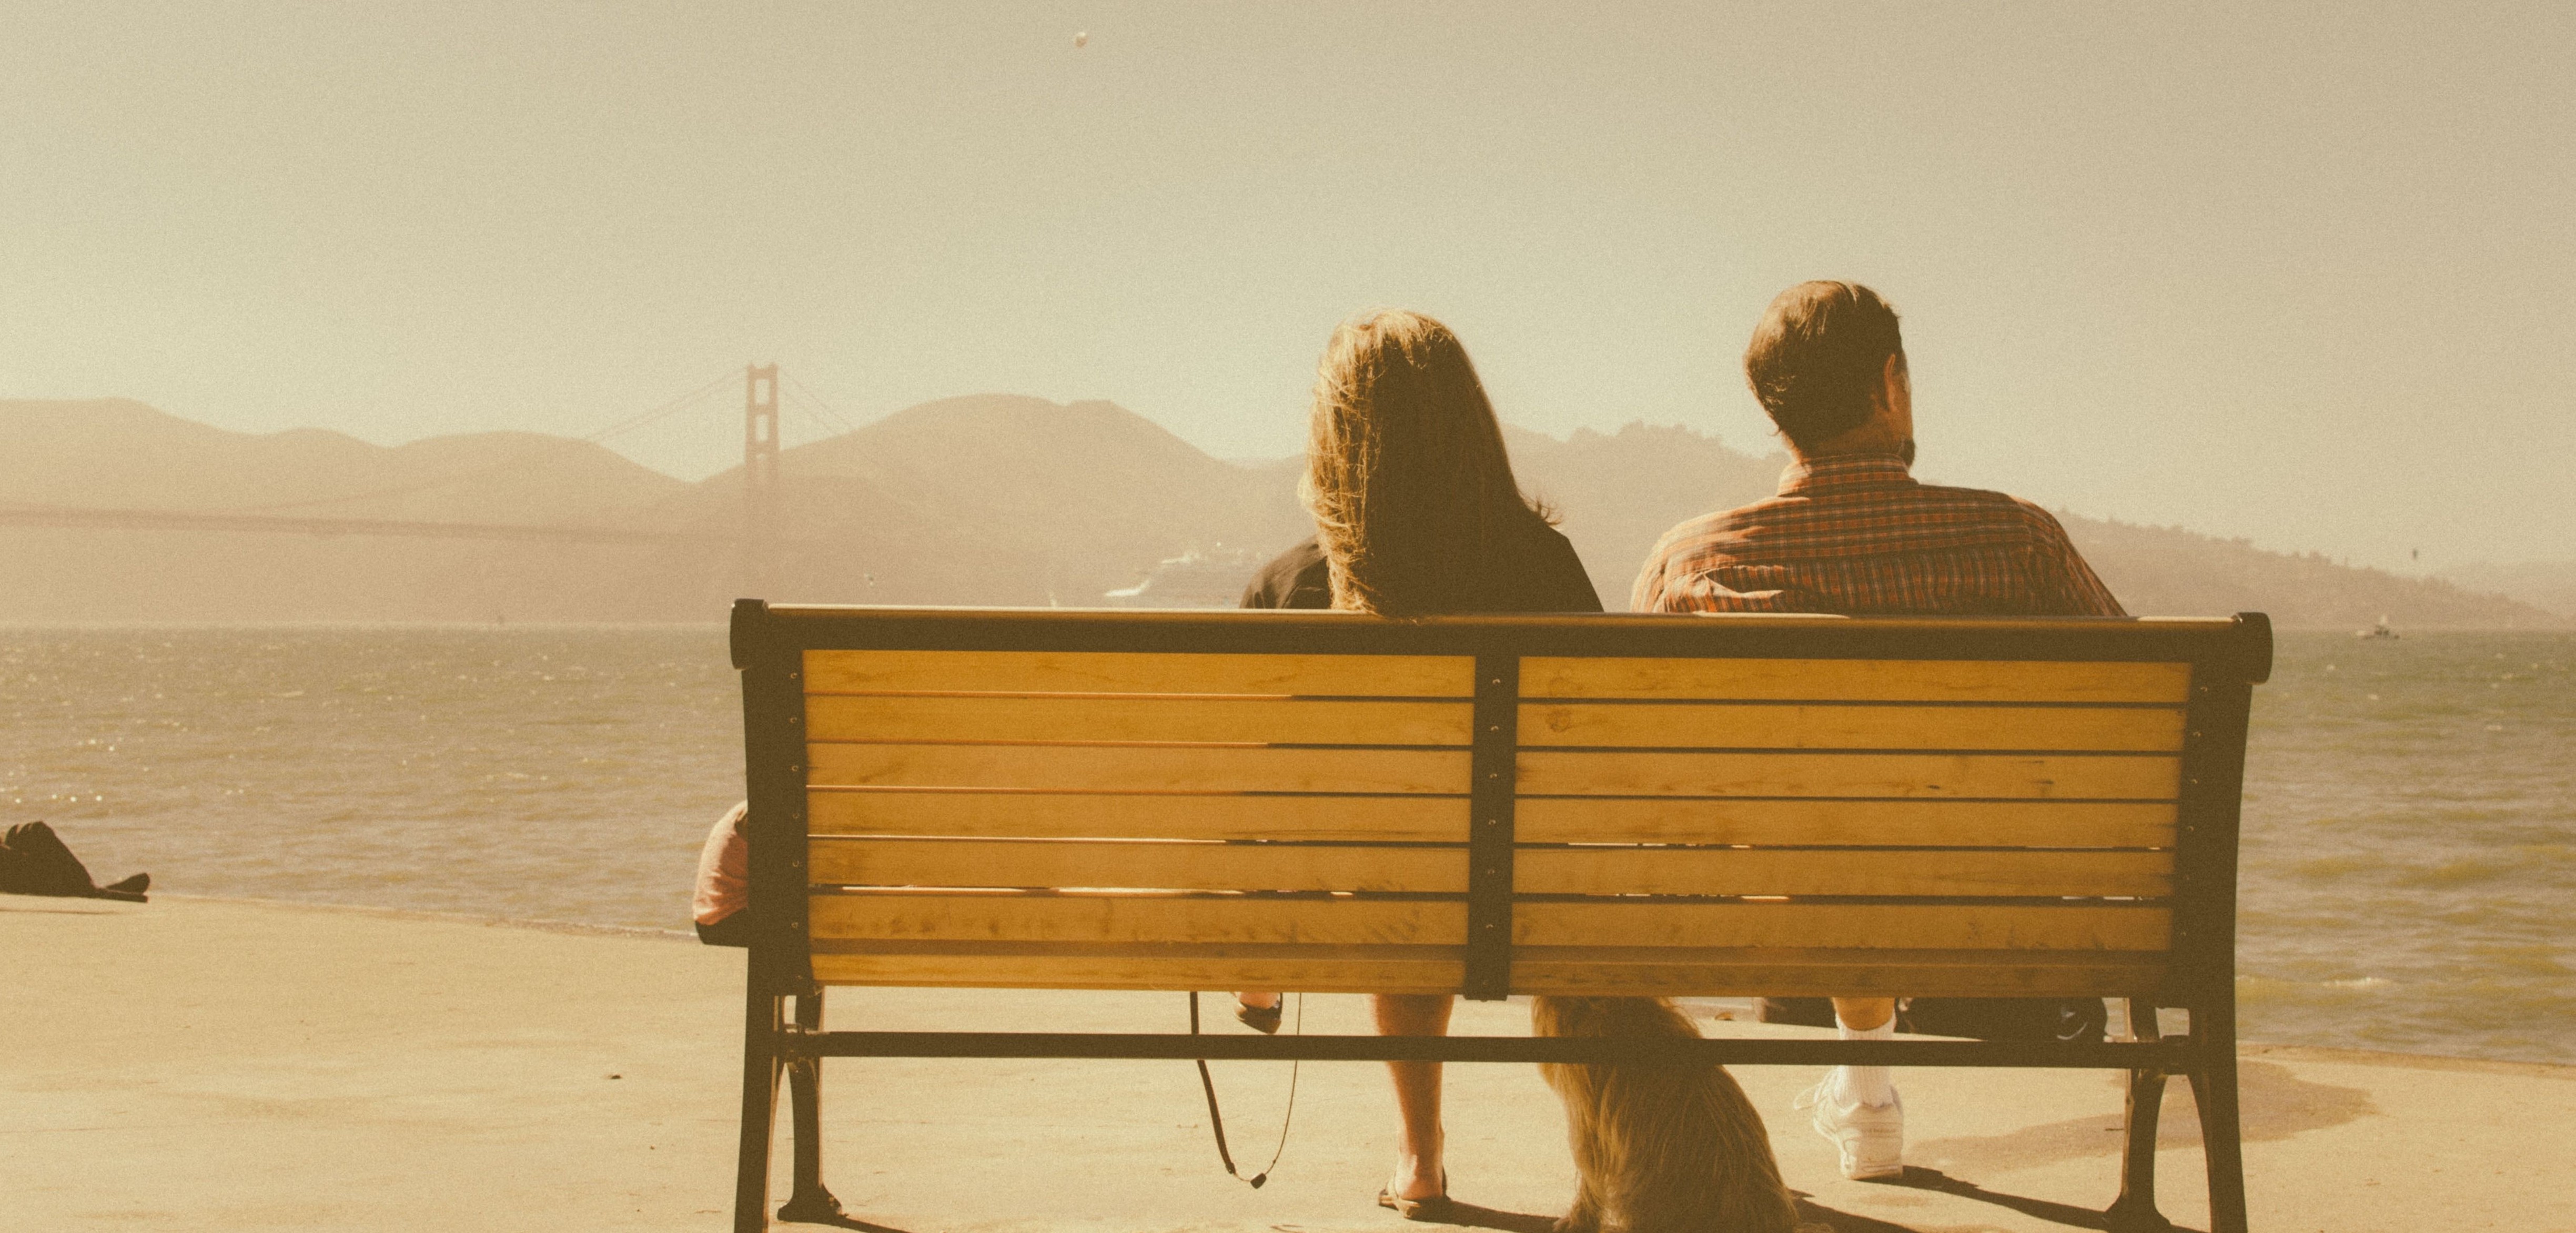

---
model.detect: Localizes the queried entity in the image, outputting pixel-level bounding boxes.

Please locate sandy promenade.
[4,895,2567,1232]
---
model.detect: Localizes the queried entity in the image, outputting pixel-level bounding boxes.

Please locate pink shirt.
[693,801,749,926]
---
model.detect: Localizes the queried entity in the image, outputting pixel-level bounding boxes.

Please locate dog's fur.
[1531,996,1802,1233]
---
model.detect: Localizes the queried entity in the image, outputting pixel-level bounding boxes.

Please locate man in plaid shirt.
[1632,281,2126,1180]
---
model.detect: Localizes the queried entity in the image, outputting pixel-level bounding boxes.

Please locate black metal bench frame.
[726,601,2271,1233]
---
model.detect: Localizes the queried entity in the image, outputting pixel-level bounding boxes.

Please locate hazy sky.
[3,2,2570,570]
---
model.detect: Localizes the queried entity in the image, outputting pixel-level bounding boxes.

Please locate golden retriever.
[1530,996,1802,1233]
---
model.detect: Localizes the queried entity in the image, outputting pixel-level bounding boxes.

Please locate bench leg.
[777,983,846,1223]
[2184,1039,2246,1230]
[2103,999,2175,1232]
[734,982,786,1233]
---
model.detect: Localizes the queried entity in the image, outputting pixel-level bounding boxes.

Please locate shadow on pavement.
[1908,1060,2373,1176]
[779,1209,919,1233]
[1409,1198,1559,1232]
[1848,1166,2212,1233]
[1402,1181,2141,1233]
[1785,1194,1918,1232]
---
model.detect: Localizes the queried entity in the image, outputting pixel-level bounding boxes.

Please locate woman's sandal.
[1376,1170,1451,1221]
[1234,996,1283,1035]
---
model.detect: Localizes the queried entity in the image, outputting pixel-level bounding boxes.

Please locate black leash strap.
[1187,992,1301,1188]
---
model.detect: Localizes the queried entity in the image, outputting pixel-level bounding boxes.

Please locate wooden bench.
[726,600,2272,1233]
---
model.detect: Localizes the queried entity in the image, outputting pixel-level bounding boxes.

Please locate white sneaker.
[1794,1072,1904,1180]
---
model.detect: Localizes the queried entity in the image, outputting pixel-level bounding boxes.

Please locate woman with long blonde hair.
[1236,310,1599,1216]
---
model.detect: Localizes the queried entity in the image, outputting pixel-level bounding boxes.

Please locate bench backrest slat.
[807,648,1474,698]
[1515,797,2175,847]
[1522,655,2191,702]
[1513,848,2170,898]
[1514,749,2180,798]
[814,741,1470,795]
[811,792,1466,843]
[810,837,1468,893]
[812,694,1476,745]
[1522,701,2186,751]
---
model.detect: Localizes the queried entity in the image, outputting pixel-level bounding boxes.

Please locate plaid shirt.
[1631,451,2125,617]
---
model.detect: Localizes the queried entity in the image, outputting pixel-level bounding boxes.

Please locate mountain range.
[1,395,2561,628]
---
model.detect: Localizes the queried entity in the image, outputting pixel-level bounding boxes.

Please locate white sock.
[1833,1017,1897,1106]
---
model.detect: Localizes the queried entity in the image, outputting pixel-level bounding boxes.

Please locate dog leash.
[1186,992,1302,1188]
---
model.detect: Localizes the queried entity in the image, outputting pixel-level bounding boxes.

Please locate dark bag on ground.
[0,821,149,902]
[695,913,753,947]
[1756,996,2109,1042]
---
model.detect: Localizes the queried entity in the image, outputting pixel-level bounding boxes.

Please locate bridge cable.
[783,373,862,436]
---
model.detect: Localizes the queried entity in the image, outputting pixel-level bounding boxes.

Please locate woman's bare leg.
[1373,992,1454,1200]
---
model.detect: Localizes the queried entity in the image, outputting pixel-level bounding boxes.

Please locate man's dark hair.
[1743,281,1905,450]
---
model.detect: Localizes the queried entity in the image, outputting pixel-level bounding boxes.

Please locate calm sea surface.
[3,627,2568,1064]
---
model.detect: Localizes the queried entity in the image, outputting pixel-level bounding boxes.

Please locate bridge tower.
[742,363,781,594]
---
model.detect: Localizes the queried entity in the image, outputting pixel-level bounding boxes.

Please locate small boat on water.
[2357,615,2399,640]
[1101,548,1264,609]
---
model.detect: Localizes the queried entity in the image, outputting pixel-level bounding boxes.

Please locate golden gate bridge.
[0,365,843,591]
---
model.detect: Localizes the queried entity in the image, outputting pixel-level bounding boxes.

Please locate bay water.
[3,626,2567,1064]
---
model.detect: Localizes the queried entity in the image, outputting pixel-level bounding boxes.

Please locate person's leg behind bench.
[1375,993,1454,1211]
[1794,996,1904,1180]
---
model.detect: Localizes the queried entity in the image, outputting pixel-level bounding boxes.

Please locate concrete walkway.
[4,895,2567,1231]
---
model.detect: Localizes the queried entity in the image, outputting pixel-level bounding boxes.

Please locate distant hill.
[761,393,1306,600]
[0,395,2560,628]
[0,398,680,522]
[2440,561,2576,618]
[2054,520,2555,630]
[0,399,685,621]
[623,395,1310,615]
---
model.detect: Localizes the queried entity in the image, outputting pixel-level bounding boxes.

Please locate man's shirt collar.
[1778,450,1917,498]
